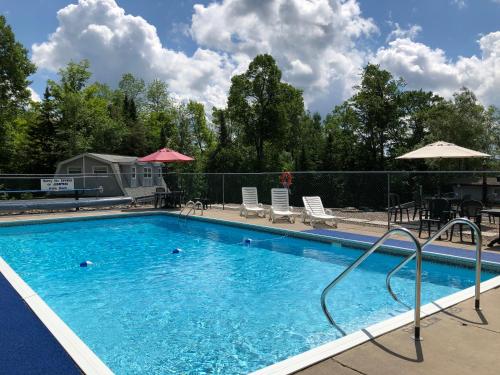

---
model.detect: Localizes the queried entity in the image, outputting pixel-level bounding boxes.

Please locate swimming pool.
[0,214,497,374]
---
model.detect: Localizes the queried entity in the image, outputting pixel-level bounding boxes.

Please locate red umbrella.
[138,148,194,163]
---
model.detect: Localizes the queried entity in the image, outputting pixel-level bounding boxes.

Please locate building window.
[131,167,137,179]
[67,167,82,174]
[156,167,162,178]
[144,167,152,179]
[92,166,108,174]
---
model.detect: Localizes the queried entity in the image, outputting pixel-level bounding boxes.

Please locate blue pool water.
[0,215,496,374]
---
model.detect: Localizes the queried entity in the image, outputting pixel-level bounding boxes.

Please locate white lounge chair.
[269,188,297,223]
[302,196,338,227]
[240,187,266,218]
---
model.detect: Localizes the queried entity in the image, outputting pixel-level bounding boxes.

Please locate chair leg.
[428,221,431,238]
[459,225,463,243]
[418,221,423,238]
[406,208,410,222]
[450,224,454,242]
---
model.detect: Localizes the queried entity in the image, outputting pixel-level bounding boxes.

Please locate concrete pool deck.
[295,284,500,375]
[0,207,500,374]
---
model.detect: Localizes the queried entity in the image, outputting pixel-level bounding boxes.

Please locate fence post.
[222,174,225,210]
[387,172,391,230]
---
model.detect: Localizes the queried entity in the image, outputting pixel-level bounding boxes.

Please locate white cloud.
[32,0,239,109]
[190,0,378,105]
[29,0,500,114]
[451,0,467,9]
[29,87,41,102]
[386,22,421,42]
[374,32,500,106]
[32,0,377,113]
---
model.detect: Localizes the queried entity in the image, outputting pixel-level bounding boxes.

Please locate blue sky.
[1,0,500,114]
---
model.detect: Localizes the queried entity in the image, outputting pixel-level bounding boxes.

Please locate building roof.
[87,153,138,164]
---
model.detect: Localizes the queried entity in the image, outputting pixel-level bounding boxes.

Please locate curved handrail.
[386,218,482,310]
[321,227,423,339]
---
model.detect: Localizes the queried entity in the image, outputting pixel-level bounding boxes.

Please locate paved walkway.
[295,285,500,375]
[0,208,499,374]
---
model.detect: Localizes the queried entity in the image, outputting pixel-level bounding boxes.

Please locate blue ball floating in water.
[80,260,93,267]
[172,248,182,254]
[244,238,252,244]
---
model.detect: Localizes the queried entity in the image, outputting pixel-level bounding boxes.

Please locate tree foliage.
[0,16,499,175]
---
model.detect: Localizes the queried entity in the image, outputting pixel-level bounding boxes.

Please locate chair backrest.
[271,188,290,211]
[242,187,259,207]
[303,196,326,215]
[460,200,483,218]
[428,198,451,220]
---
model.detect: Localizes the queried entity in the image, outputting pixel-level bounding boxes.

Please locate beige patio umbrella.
[396,141,490,159]
[397,141,490,199]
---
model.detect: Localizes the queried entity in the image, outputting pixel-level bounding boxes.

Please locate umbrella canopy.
[138,148,194,163]
[396,141,490,160]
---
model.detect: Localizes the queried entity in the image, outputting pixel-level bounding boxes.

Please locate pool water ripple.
[0,215,496,374]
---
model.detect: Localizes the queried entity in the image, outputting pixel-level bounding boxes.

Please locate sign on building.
[41,178,75,192]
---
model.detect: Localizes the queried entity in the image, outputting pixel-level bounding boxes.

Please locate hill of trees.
[1,15,499,174]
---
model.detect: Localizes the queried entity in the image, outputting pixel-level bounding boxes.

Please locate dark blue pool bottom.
[303,229,500,264]
[0,273,80,375]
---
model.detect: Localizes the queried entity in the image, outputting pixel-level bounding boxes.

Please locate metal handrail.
[178,200,204,219]
[386,218,482,310]
[321,227,424,340]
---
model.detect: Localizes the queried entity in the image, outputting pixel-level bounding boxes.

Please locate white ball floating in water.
[172,248,182,254]
[80,260,93,267]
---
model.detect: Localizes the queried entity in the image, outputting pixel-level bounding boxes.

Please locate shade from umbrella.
[138,148,194,163]
[396,141,490,160]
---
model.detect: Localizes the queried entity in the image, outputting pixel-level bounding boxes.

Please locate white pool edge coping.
[1,210,500,375]
[250,274,500,375]
[0,257,114,375]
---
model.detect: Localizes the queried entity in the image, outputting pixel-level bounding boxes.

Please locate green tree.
[0,15,37,169]
[349,64,405,169]
[118,73,145,109]
[187,101,214,153]
[25,87,59,172]
[146,79,170,113]
[227,54,305,170]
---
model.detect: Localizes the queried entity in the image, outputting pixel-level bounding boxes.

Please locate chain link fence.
[1,171,499,234]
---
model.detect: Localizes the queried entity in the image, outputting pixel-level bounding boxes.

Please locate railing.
[321,227,424,340]
[178,200,204,219]
[386,218,482,310]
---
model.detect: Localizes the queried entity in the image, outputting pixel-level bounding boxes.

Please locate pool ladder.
[321,218,482,341]
[179,200,204,219]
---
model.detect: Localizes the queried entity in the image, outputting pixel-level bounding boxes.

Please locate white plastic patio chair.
[302,196,338,227]
[269,188,297,223]
[240,187,266,218]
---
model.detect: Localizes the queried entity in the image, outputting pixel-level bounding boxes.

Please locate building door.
[143,167,153,187]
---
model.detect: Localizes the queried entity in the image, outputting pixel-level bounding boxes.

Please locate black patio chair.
[418,198,453,239]
[411,189,425,221]
[450,200,483,244]
[388,193,410,223]
[154,187,166,208]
